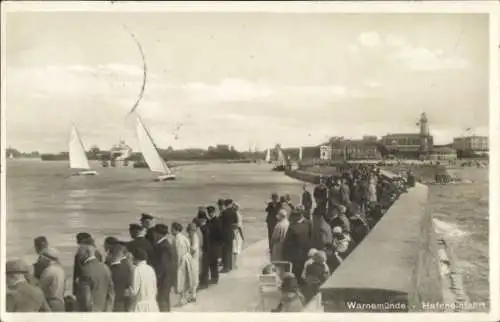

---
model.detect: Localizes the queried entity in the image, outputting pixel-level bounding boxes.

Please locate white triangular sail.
[136,116,171,174]
[299,147,303,161]
[265,149,271,162]
[69,125,91,170]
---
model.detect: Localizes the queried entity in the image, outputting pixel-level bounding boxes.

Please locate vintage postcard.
[1,1,498,322]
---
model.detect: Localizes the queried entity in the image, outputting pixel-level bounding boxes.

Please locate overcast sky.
[5,11,489,153]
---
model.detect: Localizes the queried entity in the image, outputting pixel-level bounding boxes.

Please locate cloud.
[364,80,383,88]
[68,63,145,77]
[8,64,354,106]
[348,31,470,72]
[180,79,274,102]
[357,31,381,48]
[385,35,405,48]
[393,46,469,71]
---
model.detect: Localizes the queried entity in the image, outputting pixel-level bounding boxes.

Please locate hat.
[314,250,327,262]
[76,232,92,244]
[140,213,154,221]
[337,205,347,213]
[40,247,60,261]
[6,260,29,274]
[154,223,169,235]
[333,226,343,234]
[308,248,319,257]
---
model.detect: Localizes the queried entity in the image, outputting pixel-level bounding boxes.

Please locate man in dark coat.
[219,199,238,272]
[106,244,133,312]
[72,232,103,296]
[6,260,51,312]
[205,205,222,284]
[127,223,156,267]
[301,185,313,218]
[140,213,156,246]
[152,224,176,312]
[314,178,329,215]
[265,193,281,252]
[75,245,115,312]
[33,236,49,280]
[198,216,211,288]
[103,236,119,265]
[282,210,312,285]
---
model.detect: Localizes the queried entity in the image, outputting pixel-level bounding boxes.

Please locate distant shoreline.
[31,159,256,164]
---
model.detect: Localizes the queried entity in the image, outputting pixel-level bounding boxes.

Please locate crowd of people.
[5,198,244,312]
[5,163,415,313]
[264,164,415,312]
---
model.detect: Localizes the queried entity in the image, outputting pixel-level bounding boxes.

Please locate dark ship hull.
[272,165,286,172]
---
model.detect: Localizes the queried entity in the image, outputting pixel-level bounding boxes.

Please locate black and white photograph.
[1,1,498,321]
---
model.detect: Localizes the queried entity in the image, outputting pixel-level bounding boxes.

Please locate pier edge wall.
[286,169,443,312]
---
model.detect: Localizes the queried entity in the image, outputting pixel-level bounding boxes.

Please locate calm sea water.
[6,160,302,279]
[5,161,489,306]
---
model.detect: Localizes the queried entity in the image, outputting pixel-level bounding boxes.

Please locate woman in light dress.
[270,209,290,261]
[232,203,244,269]
[126,248,159,312]
[171,222,196,306]
[367,174,378,203]
[186,223,201,302]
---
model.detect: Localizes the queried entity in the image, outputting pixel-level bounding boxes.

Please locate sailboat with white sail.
[69,125,98,176]
[135,115,176,181]
[272,146,288,172]
[265,148,271,163]
[298,146,303,161]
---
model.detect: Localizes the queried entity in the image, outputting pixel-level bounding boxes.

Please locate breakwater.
[285,168,457,312]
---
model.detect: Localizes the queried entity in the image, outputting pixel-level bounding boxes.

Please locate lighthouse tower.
[418,112,431,159]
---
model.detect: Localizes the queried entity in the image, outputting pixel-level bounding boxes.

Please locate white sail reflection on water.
[136,116,172,175]
[69,125,91,170]
[64,189,90,229]
[277,148,286,166]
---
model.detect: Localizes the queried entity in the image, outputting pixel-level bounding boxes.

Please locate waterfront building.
[452,135,488,157]
[429,147,458,161]
[380,113,434,159]
[318,137,381,161]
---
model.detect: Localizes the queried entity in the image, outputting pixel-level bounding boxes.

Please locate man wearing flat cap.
[127,223,156,267]
[140,213,156,246]
[6,259,51,312]
[75,245,115,312]
[38,248,66,311]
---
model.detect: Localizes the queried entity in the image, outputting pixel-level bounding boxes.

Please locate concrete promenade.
[173,239,271,312]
